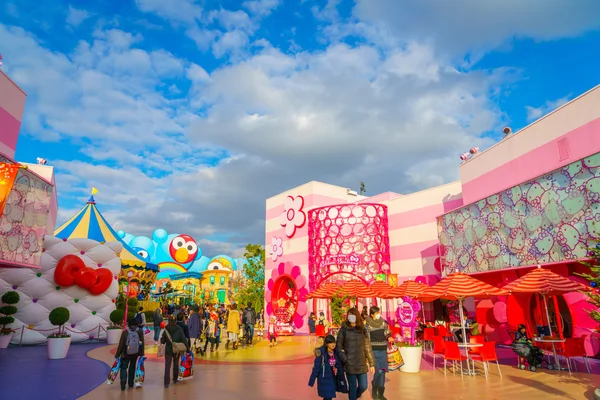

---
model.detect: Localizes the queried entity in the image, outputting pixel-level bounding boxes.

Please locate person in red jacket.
[115,318,145,391]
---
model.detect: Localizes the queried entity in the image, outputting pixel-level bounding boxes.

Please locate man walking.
[242,302,257,345]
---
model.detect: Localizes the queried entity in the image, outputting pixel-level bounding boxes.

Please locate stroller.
[511,340,545,371]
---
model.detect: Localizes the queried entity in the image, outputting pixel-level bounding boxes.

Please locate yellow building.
[201,257,234,304]
[153,272,203,305]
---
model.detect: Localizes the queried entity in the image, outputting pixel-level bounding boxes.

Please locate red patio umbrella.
[370,281,395,299]
[418,272,508,349]
[306,283,342,299]
[389,280,429,298]
[502,266,590,337]
[340,280,378,298]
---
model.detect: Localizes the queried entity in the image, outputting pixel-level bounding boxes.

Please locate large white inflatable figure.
[0,235,122,345]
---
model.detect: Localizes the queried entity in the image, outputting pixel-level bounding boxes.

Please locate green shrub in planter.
[127,298,138,308]
[48,307,70,338]
[0,291,20,335]
[109,309,124,329]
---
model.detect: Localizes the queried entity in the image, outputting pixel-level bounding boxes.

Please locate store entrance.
[529,294,573,338]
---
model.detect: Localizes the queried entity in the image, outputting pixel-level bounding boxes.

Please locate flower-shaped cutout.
[265,261,308,328]
[280,195,306,238]
[269,237,284,262]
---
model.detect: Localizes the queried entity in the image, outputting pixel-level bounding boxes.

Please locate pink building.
[0,70,57,269]
[265,84,600,354]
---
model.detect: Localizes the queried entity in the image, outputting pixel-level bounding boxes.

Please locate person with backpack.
[115,318,145,391]
[161,315,191,388]
[135,307,147,328]
[242,302,257,345]
[336,307,375,400]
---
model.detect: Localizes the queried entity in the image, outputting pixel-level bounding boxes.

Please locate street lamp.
[123,271,134,328]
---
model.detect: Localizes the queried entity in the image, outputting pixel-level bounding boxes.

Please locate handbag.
[335,372,348,393]
[164,329,188,354]
[387,343,404,371]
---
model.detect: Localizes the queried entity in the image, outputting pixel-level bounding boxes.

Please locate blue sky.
[1,0,600,256]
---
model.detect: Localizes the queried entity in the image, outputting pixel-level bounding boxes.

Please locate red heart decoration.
[75,267,96,289]
[89,268,113,295]
[54,255,86,286]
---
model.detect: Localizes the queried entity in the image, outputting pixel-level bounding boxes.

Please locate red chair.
[563,336,591,374]
[432,336,446,368]
[467,335,485,371]
[315,325,326,337]
[435,325,454,340]
[443,341,467,377]
[423,327,435,351]
[471,341,502,378]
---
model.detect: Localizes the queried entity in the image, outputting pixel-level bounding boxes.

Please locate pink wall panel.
[266,193,352,220]
[388,198,463,230]
[0,106,21,158]
[462,117,600,205]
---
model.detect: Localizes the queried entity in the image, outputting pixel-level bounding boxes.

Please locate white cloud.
[351,0,600,57]
[243,0,281,17]
[525,96,570,122]
[135,0,202,25]
[4,1,596,257]
[66,6,91,27]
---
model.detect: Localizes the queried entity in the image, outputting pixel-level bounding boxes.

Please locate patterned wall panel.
[438,152,600,275]
[0,156,52,267]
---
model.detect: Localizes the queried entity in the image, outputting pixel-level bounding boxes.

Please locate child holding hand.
[308,335,347,400]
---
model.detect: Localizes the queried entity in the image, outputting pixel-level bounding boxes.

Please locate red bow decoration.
[54,255,113,295]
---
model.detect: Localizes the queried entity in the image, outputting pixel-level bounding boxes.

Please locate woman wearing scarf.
[365,306,392,400]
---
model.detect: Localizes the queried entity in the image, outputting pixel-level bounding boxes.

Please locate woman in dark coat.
[336,307,375,400]
[176,312,191,346]
[161,316,191,388]
[187,306,202,348]
[153,307,164,344]
[309,335,346,400]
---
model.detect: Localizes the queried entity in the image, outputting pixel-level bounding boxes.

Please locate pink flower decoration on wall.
[265,261,308,328]
[269,237,284,262]
[280,195,306,238]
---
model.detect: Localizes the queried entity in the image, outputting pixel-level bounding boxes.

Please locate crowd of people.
[115,301,271,390]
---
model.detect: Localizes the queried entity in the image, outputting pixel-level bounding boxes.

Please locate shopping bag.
[179,352,195,380]
[143,326,151,335]
[106,358,120,384]
[134,356,147,387]
[387,344,404,371]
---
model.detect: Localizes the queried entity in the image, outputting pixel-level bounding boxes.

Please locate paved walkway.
[84,337,600,400]
[0,342,109,399]
[2,336,600,399]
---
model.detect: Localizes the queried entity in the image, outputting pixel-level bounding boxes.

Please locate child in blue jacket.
[308,335,347,400]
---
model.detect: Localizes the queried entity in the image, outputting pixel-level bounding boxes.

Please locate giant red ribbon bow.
[54,255,112,295]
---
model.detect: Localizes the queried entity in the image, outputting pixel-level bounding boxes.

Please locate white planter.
[48,337,71,359]
[0,333,13,348]
[107,328,122,345]
[399,346,423,373]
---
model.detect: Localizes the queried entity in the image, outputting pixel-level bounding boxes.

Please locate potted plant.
[48,307,71,359]
[0,291,20,348]
[107,309,125,345]
[397,340,423,373]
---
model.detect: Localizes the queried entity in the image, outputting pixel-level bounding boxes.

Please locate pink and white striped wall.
[0,71,26,159]
[265,180,464,329]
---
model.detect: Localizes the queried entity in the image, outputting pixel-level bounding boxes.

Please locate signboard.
[319,254,360,268]
[395,296,421,345]
[387,274,398,287]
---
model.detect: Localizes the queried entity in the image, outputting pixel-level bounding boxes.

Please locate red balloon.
[160,321,167,329]
[88,268,113,295]
[54,255,86,286]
